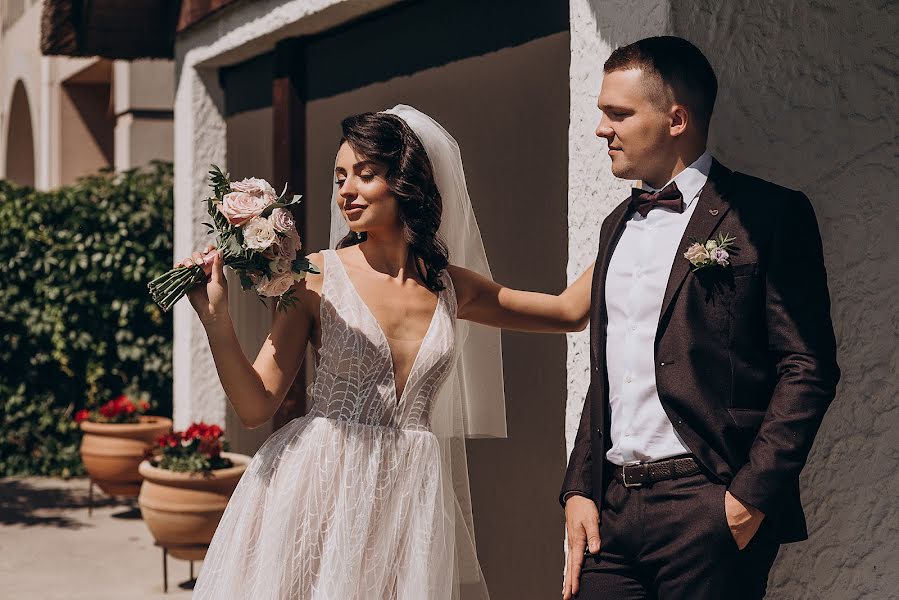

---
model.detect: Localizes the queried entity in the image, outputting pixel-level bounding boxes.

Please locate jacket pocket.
[727,408,766,453]
[727,408,766,430]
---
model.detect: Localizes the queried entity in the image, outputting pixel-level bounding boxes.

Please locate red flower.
[156,433,180,448]
[74,409,91,423]
[140,401,150,411]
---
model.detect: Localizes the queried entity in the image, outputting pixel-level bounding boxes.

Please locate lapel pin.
[709,209,719,216]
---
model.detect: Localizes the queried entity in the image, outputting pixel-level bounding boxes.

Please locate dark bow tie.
[630,182,684,217]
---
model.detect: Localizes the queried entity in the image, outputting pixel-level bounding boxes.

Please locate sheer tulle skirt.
[192,415,452,599]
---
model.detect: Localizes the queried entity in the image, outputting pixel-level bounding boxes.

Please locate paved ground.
[0,477,196,599]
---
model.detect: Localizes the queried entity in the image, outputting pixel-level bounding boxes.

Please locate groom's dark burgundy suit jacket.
[561,160,840,543]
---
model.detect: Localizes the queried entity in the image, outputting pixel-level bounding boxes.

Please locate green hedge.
[0,162,174,477]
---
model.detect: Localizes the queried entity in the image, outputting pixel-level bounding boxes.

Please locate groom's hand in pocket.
[724,490,765,550]
[563,495,600,599]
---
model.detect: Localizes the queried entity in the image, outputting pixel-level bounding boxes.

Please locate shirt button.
[625,375,632,384]
[630,324,637,332]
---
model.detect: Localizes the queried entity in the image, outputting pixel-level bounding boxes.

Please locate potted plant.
[138,422,250,561]
[76,394,173,497]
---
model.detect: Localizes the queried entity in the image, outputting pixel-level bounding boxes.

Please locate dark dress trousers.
[561,161,840,597]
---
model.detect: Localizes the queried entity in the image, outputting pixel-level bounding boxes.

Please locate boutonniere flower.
[684,233,736,272]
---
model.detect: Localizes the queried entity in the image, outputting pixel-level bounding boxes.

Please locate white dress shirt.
[604,151,713,465]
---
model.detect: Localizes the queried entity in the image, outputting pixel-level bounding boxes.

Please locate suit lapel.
[656,160,734,334]
[591,198,632,363]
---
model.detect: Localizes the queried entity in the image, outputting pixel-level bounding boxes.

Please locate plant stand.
[157,542,204,593]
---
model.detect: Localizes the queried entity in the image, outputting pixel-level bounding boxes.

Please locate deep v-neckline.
[330,250,442,404]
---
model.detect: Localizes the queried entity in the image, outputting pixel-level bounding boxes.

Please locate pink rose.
[270,208,295,234]
[218,192,270,226]
[277,228,301,263]
[230,177,277,202]
[257,270,295,297]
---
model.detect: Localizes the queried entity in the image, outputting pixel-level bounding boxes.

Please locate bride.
[184,105,594,599]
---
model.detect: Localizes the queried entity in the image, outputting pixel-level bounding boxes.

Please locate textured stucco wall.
[567,1,897,598]
[671,2,898,598]
[565,0,669,483]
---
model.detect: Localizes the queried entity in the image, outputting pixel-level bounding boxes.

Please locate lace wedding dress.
[193,249,466,599]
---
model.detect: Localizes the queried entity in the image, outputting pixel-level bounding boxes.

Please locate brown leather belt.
[612,456,701,488]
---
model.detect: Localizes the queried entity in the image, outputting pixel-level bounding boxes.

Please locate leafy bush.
[0,162,174,476]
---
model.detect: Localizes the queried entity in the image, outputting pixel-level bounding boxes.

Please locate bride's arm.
[196,252,321,429]
[447,262,594,333]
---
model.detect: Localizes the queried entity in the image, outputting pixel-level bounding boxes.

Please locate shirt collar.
[642,151,713,209]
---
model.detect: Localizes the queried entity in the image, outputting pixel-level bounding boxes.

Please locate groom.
[561,36,840,599]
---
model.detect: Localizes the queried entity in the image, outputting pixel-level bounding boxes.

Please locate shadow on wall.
[590,0,897,597]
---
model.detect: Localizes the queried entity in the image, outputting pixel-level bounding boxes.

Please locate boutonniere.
[684,233,736,272]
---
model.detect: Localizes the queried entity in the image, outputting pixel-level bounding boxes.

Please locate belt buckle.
[622,461,647,488]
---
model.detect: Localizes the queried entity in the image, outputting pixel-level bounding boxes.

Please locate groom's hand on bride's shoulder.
[563,495,600,599]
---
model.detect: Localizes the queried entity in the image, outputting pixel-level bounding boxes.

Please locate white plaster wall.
[670,2,898,598]
[567,1,897,597]
[172,0,400,432]
[564,0,669,480]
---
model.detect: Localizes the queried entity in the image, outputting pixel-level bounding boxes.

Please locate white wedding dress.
[193,249,465,599]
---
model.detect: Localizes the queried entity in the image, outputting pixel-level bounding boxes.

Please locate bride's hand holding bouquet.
[148,166,319,321]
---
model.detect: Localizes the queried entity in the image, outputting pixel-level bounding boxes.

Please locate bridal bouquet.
[148,166,319,312]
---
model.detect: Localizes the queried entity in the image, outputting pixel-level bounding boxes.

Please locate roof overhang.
[41,0,183,60]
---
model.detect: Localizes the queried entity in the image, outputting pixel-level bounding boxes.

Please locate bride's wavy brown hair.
[336,112,448,292]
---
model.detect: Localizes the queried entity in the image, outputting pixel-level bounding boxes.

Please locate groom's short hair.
[605,36,718,134]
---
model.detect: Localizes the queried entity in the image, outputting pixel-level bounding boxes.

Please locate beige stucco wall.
[113,60,175,171]
[0,2,174,188]
[568,1,897,598]
[0,0,43,185]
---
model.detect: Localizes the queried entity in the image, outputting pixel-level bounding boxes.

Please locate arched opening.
[5,80,36,187]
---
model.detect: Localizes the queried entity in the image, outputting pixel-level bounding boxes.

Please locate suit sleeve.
[728,192,840,514]
[559,387,593,506]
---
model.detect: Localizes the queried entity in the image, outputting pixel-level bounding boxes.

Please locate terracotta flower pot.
[79,416,173,497]
[137,452,250,560]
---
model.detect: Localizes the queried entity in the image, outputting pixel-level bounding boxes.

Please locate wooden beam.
[271,38,309,431]
[176,0,242,33]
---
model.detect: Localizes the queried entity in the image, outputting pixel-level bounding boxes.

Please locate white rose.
[242,216,277,251]
[684,242,710,265]
[256,270,295,297]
